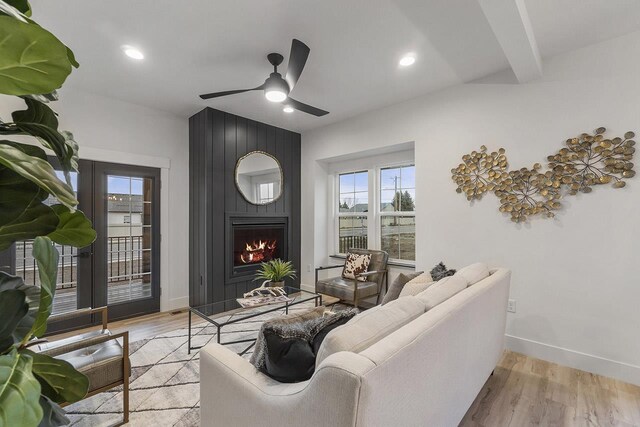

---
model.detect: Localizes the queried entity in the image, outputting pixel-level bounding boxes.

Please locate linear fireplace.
[228,216,288,279]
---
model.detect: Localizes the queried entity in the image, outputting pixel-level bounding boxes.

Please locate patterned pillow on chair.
[342,252,372,282]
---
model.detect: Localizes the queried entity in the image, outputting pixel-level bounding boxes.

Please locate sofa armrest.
[199,344,375,427]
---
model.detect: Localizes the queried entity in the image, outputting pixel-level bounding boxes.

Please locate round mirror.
[235,151,283,205]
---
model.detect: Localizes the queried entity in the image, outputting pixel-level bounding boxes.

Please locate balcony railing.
[14,236,146,290]
[338,235,368,253]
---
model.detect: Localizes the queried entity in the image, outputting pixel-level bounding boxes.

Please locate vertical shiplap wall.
[189,108,301,306]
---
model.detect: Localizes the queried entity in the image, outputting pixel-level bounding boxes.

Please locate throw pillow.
[415,275,467,310]
[342,252,372,282]
[399,278,435,298]
[381,271,424,305]
[315,297,425,366]
[430,262,456,281]
[455,262,490,286]
[251,307,358,383]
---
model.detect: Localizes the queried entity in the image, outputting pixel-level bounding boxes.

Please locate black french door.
[0,160,161,333]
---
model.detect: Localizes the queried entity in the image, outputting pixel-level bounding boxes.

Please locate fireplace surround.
[227,216,288,280]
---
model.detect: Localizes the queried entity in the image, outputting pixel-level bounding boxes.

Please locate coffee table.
[188,286,322,355]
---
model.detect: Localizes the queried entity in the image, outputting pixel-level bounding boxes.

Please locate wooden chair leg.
[353,290,358,309]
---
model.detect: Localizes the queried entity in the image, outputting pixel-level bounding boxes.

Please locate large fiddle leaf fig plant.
[0,0,97,426]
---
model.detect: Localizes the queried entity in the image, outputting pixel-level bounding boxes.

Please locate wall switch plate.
[507,299,516,313]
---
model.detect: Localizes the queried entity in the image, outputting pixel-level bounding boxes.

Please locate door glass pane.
[14,171,80,315]
[107,175,153,304]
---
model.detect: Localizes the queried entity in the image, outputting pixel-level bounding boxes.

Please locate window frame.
[333,162,416,264]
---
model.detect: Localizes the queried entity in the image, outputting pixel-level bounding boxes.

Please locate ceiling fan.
[199,39,329,117]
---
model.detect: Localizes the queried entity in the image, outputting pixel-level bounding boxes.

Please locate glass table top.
[189,286,320,327]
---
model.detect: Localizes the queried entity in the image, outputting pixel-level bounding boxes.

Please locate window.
[257,182,274,203]
[380,165,415,261]
[334,164,415,262]
[337,171,369,252]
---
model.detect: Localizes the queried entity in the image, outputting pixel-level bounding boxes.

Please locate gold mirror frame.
[235,150,284,206]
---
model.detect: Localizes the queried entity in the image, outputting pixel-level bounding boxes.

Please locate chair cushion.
[316,277,378,301]
[342,252,372,281]
[415,274,467,310]
[56,338,125,391]
[315,296,425,366]
[381,271,424,305]
[33,329,111,354]
[455,262,490,286]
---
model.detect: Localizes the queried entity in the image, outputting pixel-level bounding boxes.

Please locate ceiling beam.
[478,0,542,83]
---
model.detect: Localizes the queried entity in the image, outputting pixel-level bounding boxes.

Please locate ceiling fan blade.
[285,39,310,91]
[286,97,329,117]
[199,84,265,100]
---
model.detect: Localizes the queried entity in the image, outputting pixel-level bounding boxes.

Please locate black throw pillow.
[256,308,359,383]
[430,262,456,281]
[262,332,316,383]
[311,316,352,355]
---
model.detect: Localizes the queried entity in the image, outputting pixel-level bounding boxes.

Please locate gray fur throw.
[430,262,456,281]
[250,307,358,371]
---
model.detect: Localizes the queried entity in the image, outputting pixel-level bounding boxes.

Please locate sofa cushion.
[315,277,379,301]
[381,271,424,305]
[415,275,467,310]
[315,296,425,366]
[342,252,372,281]
[455,262,490,286]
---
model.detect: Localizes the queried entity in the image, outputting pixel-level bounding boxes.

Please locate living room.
[0,0,639,426]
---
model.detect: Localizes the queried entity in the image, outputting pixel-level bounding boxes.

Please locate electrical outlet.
[307,264,311,273]
[507,299,516,313]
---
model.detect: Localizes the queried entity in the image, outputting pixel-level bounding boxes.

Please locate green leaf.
[47,205,96,248]
[65,47,78,69]
[0,164,59,251]
[11,99,76,175]
[0,273,39,345]
[0,142,77,210]
[0,16,72,96]
[30,237,58,338]
[3,0,30,15]
[0,289,28,352]
[38,395,69,427]
[25,350,89,404]
[0,0,28,22]
[0,350,43,427]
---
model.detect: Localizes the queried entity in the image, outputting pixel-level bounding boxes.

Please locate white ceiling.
[31,0,640,132]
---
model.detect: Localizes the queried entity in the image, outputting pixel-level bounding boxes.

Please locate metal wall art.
[451,128,636,223]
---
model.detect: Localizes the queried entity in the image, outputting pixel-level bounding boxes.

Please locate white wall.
[301,31,640,385]
[0,89,189,311]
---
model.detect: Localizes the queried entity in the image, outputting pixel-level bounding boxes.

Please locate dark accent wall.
[189,107,301,307]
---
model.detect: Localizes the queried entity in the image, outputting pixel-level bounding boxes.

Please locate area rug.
[65,301,336,426]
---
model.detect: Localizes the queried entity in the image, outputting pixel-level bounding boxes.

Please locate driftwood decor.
[451,128,636,223]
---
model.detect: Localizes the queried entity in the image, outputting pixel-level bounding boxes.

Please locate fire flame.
[240,240,277,264]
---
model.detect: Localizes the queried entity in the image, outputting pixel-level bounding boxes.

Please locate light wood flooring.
[51,310,640,427]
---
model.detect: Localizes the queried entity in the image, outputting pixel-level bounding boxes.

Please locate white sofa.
[200,266,511,427]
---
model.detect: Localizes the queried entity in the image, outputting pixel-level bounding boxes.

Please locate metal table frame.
[188,289,322,355]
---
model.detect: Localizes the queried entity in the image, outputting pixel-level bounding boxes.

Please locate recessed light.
[283,106,294,113]
[399,54,416,67]
[122,45,144,60]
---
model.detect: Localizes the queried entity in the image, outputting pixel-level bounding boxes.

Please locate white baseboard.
[505,334,640,386]
[164,296,190,312]
[300,283,315,293]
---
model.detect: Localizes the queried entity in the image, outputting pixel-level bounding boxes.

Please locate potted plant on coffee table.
[255,259,297,287]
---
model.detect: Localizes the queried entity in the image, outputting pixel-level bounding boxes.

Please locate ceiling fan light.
[283,106,294,113]
[265,90,287,103]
